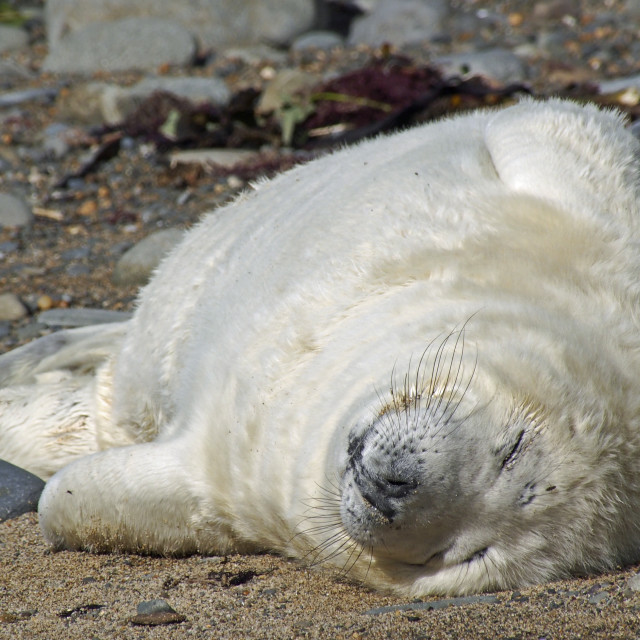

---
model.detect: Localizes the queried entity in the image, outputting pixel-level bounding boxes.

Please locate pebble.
[433,48,528,84]
[169,148,258,169]
[291,30,345,52]
[598,74,640,94]
[0,293,28,322]
[364,594,500,615]
[100,76,231,125]
[15,323,48,342]
[0,88,58,108]
[348,0,449,47]
[626,571,640,592]
[43,17,196,74]
[38,308,133,327]
[130,599,186,626]
[0,193,33,228]
[112,228,184,286]
[0,459,45,522]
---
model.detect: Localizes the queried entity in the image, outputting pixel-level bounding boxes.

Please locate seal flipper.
[0,322,129,479]
[484,98,640,228]
[38,440,228,556]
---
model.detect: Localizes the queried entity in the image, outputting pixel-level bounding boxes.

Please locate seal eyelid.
[500,429,525,471]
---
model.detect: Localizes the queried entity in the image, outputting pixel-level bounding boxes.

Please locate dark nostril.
[376,475,418,499]
[350,456,418,521]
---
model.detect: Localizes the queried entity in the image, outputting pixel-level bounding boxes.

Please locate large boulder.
[45,0,315,50]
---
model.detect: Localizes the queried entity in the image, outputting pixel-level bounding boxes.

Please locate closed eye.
[500,429,524,471]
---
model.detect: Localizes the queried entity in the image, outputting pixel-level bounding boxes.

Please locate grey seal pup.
[2,98,640,596]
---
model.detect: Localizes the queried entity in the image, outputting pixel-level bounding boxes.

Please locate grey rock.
[291,30,344,51]
[65,264,91,277]
[533,0,577,20]
[130,599,186,625]
[38,308,133,327]
[41,123,74,159]
[626,0,640,18]
[45,0,314,50]
[169,148,258,169]
[626,571,640,592]
[433,48,528,84]
[0,293,28,321]
[16,322,47,342]
[100,76,231,125]
[587,591,609,605]
[348,0,449,47]
[55,81,111,125]
[0,241,18,254]
[137,600,177,615]
[598,74,640,94]
[43,17,196,74]
[0,26,28,53]
[0,193,33,228]
[221,45,288,66]
[365,594,500,615]
[113,228,184,286]
[61,245,91,261]
[0,88,58,108]
[0,459,45,522]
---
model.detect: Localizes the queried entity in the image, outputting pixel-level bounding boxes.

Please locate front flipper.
[38,439,236,556]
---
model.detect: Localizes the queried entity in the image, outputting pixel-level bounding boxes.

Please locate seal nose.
[349,449,418,522]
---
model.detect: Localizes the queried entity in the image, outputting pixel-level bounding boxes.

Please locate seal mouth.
[424,545,491,568]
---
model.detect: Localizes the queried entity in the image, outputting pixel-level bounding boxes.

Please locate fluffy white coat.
[2,98,640,596]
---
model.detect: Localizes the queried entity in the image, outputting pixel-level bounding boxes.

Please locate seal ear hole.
[464,547,489,564]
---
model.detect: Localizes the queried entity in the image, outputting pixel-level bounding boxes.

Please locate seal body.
[2,99,640,596]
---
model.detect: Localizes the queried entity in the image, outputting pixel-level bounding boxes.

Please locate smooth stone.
[0,88,58,108]
[55,81,110,124]
[169,148,258,168]
[45,0,314,50]
[291,30,345,51]
[627,571,640,591]
[65,264,91,277]
[130,599,185,626]
[100,76,231,125]
[0,293,28,321]
[137,599,176,615]
[364,594,500,615]
[433,48,528,84]
[221,45,288,65]
[61,245,91,261]
[0,26,28,53]
[38,308,133,327]
[0,193,33,228]
[15,322,47,342]
[598,74,640,94]
[348,0,449,47]
[40,123,75,159]
[0,459,46,522]
[0,241,18,254]
[43,17,196,74]
[112,228,184,287]
[364,594,500,616]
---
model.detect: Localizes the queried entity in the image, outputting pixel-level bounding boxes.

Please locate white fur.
[3,99,640,595]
